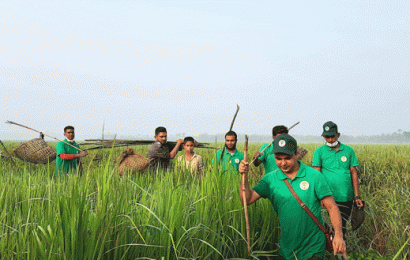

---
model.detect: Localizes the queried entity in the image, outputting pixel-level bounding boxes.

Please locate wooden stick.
[220,104,240,162]
[288,121,300,131]
[250,142,271,165]
[242,135,251,255]
[0,139,17,165]
[6,121,83,152]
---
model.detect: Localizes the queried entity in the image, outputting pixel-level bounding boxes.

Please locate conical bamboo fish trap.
[14,138,56,164]
[118,148,149,175]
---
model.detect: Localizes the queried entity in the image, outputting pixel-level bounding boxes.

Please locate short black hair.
[155,126,167,135]
[225,130,237,140]
[184,136,195,144]
[272,125,288,136]
[64,126,74,132]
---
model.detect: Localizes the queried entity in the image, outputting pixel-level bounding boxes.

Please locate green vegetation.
[0,142,409,259]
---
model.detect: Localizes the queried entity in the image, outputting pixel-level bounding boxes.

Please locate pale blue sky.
[1,1,409,140]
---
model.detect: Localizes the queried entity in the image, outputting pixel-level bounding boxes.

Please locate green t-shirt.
[56,139,80,174]
[258,143,278,174]
[253,162,332,260]
[312,143,359,202]
[211,149,244,174]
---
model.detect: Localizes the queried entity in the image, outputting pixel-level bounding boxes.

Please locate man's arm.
[350,166,363,208]
[322,195,346,256]
[170,139,184,159]
[313,166,321,172]
[59,151,87,160]
[239,160,261,205]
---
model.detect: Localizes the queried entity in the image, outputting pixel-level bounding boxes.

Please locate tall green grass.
[0,142,409,259]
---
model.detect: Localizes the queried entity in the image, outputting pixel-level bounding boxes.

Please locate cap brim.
[271,147,295,155]
[321,131,337,136]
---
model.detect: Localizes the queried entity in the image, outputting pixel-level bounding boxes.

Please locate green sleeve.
[314,171,332,200]
[350,148,359,167]
[252,175,270,199]
[56,142,66,156]
[312,147,322,167]
[258,144,268,162]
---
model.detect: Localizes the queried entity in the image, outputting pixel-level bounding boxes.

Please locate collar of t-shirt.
[64,139,76,145]
[225,149,237,156]
[276,161,306,181]
[326,141,345,152]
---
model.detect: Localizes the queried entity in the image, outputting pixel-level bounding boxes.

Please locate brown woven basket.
[297,146,308,160]
[13,138,57,164]
[118,148,149,175]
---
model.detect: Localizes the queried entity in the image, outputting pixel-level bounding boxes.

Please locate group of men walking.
[55,121,363,259]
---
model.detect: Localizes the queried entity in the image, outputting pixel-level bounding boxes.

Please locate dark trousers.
[336,200,354,239]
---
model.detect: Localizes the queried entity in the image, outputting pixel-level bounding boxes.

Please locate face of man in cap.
[323,133,340,144]
[274,152,298,175]
[271,134,299,175]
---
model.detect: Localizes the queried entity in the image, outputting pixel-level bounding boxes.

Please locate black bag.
[351,200,365,231]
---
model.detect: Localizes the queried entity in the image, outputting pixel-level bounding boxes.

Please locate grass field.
[0,141,409,259]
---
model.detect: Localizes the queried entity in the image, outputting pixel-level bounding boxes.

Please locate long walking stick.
[219,105,240,162]
[249,121,300,165]
[242,135,251,254]
[6,121,83,152]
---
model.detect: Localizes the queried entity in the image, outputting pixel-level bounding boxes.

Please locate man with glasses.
[312,121,364,240]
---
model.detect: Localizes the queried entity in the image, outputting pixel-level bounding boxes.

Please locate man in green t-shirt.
[312,121,364,239]
[239,134,346,260]
[253,125,289,174]
[56,126,88,175]
[212,131,244,174]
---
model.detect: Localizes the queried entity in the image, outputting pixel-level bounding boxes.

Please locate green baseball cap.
[270,134,298,155]
[321,121,338,136]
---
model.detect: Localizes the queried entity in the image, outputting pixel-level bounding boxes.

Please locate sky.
[1,0,409,141]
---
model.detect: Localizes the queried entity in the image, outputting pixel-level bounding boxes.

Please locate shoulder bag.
[283,179,334,253]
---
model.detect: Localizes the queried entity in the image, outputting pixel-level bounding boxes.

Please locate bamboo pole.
[6,121,83,152]
[242,135,251,255]
[220,104,240,162]
[288,121,300,131]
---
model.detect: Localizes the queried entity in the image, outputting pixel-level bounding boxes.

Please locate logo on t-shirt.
[235,158,240,164]
[300,181,309,190]
[279,140,286,147]
[341,156,347,162]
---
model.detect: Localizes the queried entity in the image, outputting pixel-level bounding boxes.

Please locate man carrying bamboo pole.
[56,126,88,175]
[239,134,346,260]
[211,130,244,174]
[253,125,289,174]
[148,127,184,173]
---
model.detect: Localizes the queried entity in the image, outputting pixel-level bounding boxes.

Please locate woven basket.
[118,148,149,175]
[297,146,308,160]
[14,138,56,164]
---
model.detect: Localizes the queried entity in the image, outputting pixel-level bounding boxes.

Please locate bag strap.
[283,179,327,234]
